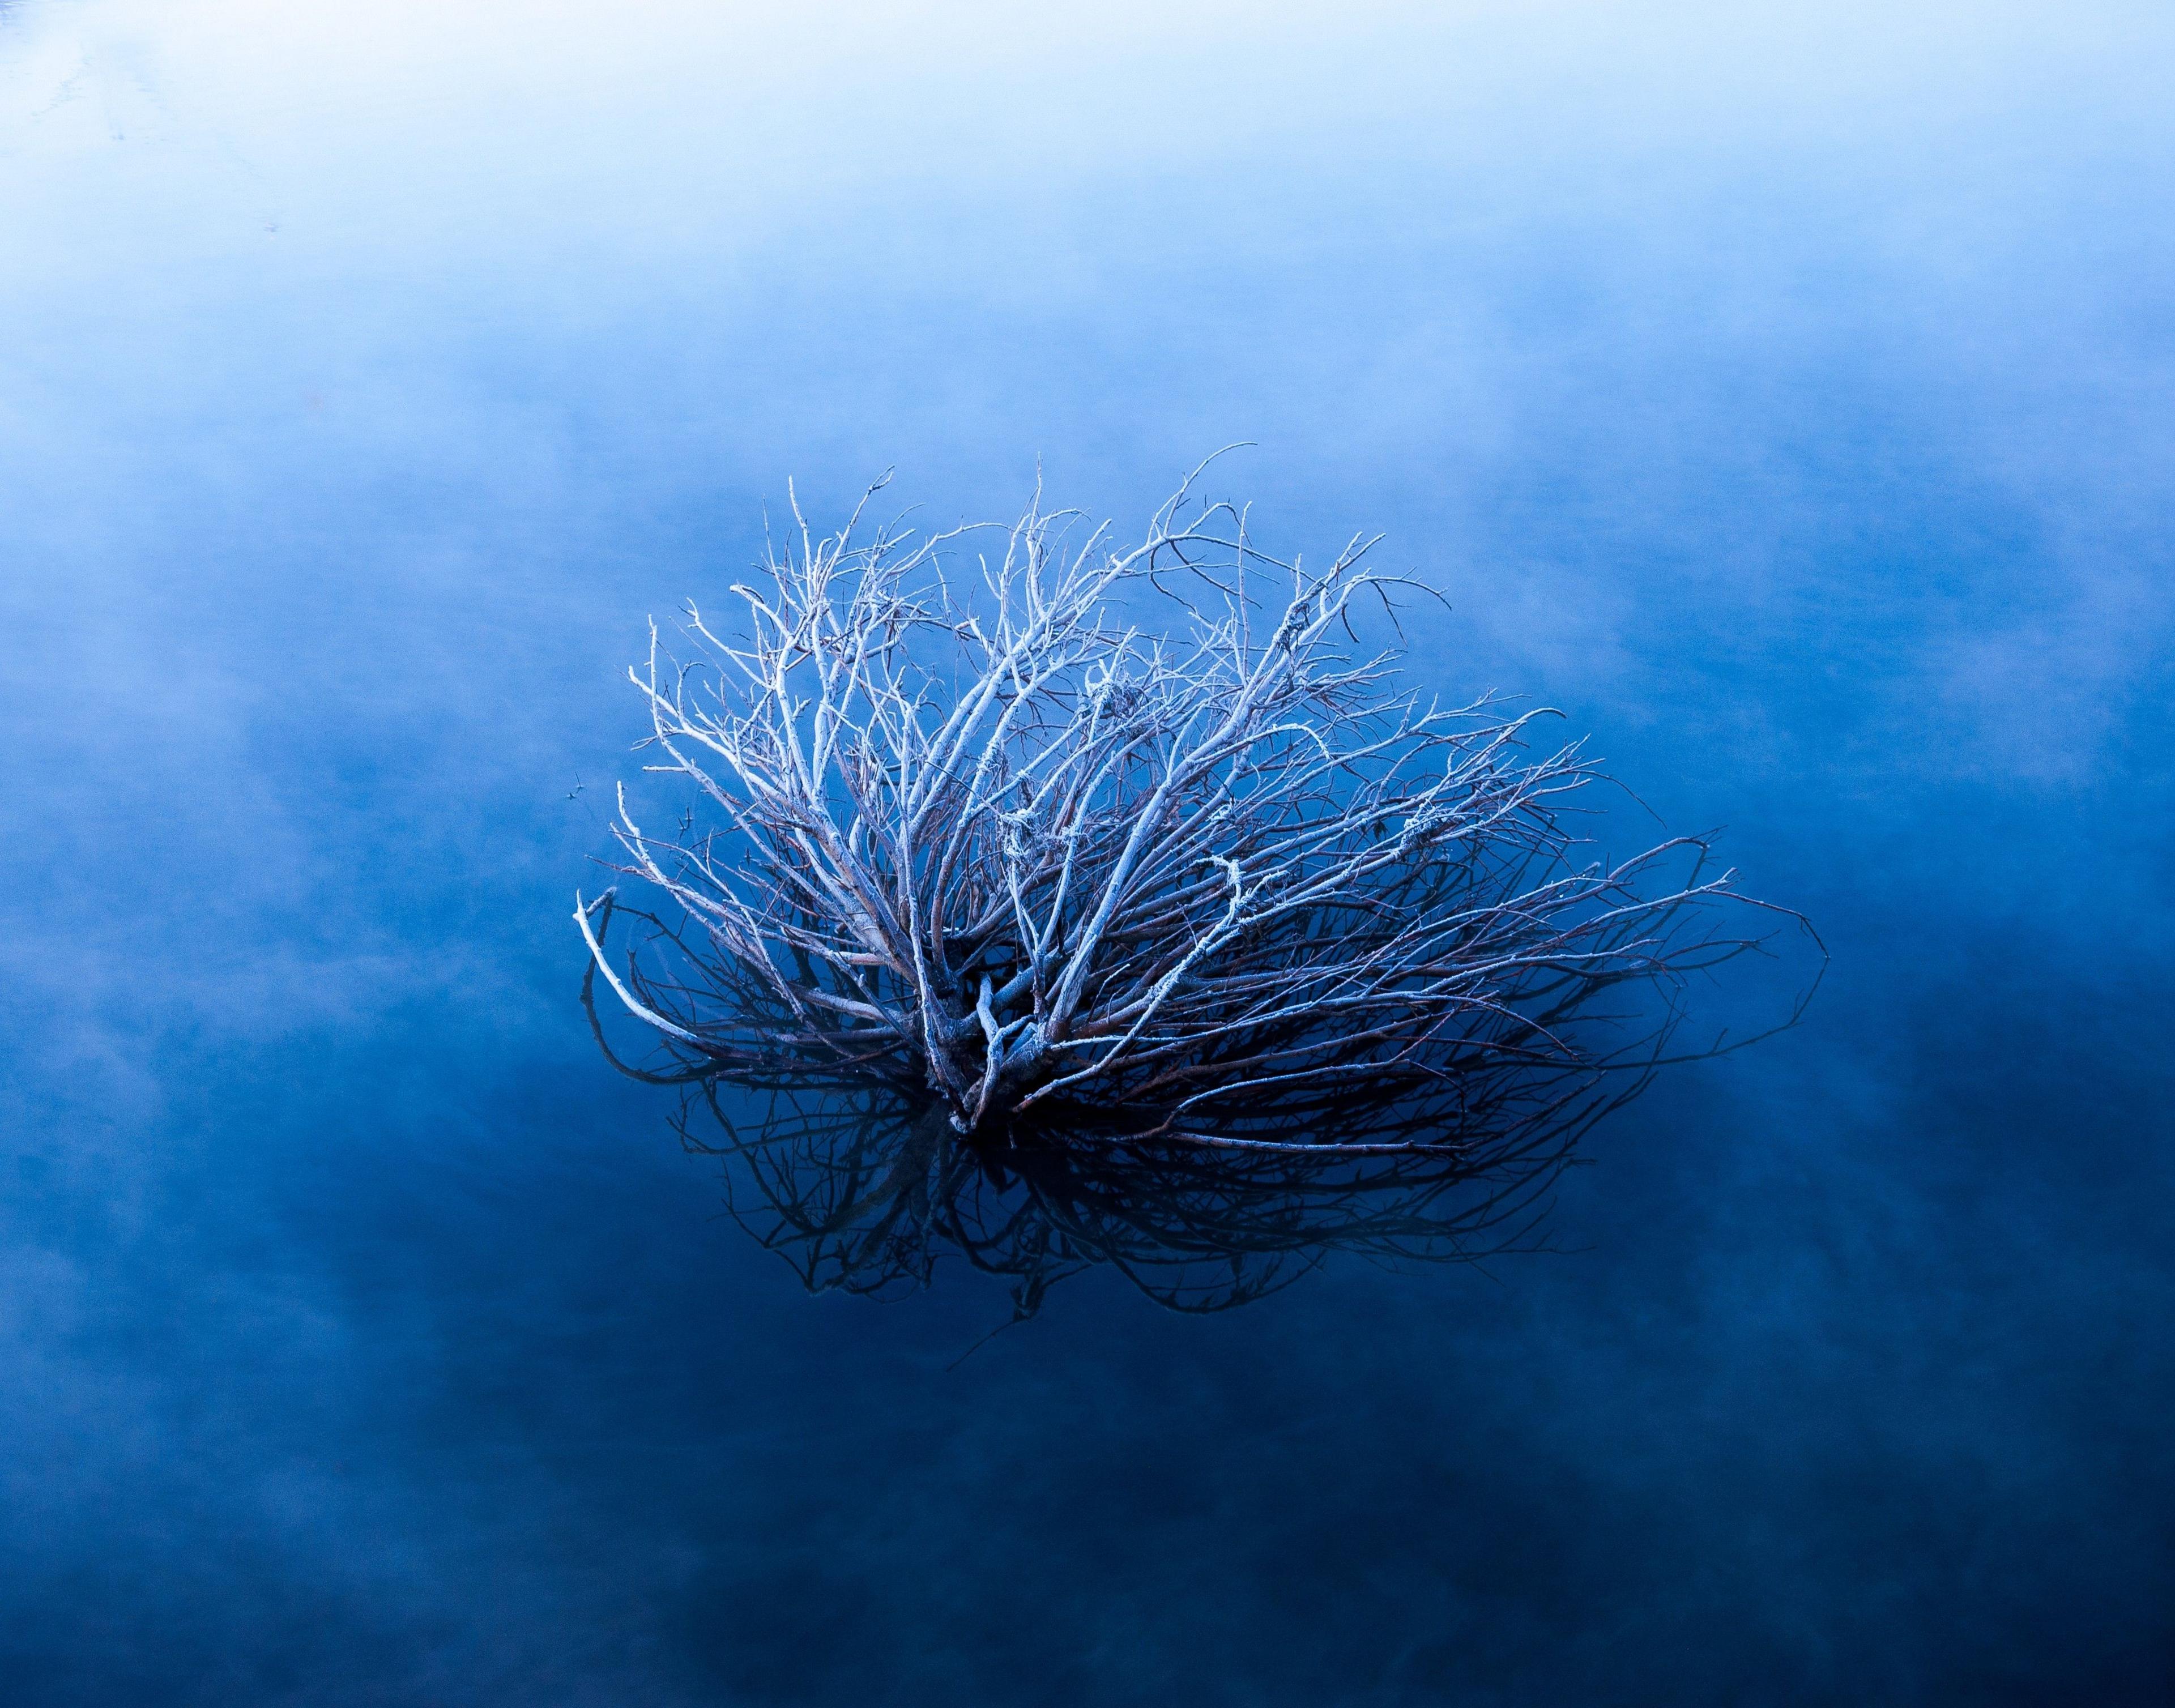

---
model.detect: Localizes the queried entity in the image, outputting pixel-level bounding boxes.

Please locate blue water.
[5,3,2173,1701]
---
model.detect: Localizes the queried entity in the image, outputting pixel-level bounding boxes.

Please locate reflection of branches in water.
[585,953,1758,1318]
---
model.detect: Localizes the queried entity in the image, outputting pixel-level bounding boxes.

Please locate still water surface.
[3,3,2173,1701]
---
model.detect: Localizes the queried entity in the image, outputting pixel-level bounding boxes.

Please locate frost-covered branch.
[579,466,1799,1168]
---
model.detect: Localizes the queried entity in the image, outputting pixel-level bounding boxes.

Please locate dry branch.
[579,464,1804,1193]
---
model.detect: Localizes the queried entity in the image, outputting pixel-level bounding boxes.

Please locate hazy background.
[3,2,2172,1701]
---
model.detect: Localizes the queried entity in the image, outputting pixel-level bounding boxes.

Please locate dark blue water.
[5,4,2173,1701]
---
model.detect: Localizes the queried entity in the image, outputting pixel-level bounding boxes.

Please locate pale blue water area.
[3,3,2173,1701]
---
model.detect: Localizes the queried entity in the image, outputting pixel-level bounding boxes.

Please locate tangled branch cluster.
[578,464,1786,1195]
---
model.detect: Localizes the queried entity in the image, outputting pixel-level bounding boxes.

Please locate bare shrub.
[578,462,1807,1239]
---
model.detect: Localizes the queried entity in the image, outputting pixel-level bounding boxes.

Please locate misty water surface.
[3,3,2173,1703]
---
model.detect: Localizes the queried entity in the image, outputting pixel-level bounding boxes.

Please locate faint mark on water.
[1,3,283,234]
